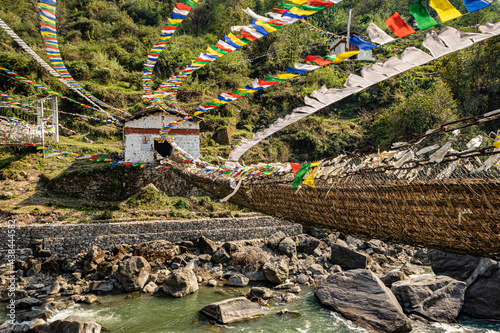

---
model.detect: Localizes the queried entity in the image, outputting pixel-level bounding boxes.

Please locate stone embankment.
[0,216,302,257]
[1,228,499,333]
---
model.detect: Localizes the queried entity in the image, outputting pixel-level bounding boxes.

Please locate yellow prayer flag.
[287,0,308,4]
[140,164,146,168]
[255,20,277,33]
[193,111,203,116]
[212,99,228,104]
[494,137,500,149]
[206,47,224,57]
[429,0,462,22]
[228,33,246,46]
[168,19,183,24]
[302,168,317,187]
[277,74,298,79]
[333,51,360,64]
[289,7,317,16]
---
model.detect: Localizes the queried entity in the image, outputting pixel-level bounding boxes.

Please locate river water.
[5,285,499,333]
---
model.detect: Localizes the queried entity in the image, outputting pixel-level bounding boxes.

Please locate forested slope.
[0,0,499,163]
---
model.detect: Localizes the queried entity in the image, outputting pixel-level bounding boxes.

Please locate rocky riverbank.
[1,228,499,332]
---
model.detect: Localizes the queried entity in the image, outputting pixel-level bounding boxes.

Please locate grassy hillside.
[0,0,499,164]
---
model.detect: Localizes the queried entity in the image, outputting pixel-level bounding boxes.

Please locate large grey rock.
[266,231,286,249]
[163,266,199,298]
[198,236,217,255]
[298,235,321,254]
[248,287,273,300]
[29,315,101,333]
[381,271,406,288]
[14,297,43,309]
[117,256,151,292]
[212,248,230,264]
[331,243,368,270]
[200,297,264,324]
[391,275,466,322]
[461,268,500,319]
[278,237,297,258]
[427,250,480,281]
[464,258,498,286]
[83,245,105,274]
[228,274,249,287]
[133,240,180,262]
[315,269,412,333]
[263,256,289,284]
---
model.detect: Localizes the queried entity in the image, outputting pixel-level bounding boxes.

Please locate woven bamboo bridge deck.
[185,172,500,260]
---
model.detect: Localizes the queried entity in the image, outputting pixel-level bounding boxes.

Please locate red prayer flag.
[384,12,415,38]
[290,163,302,176]
[258,79,279,86]
[89,157,98,161]
[304,55,332,66]
[124,162,133,167]
[273,8,286,13]
[241,31,258,41]
[308,0,335,7]
[175,3,192,11]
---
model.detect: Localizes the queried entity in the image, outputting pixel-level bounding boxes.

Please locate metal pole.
[52,95,59,143]
[346,8,352,50]
[37,99,45,157]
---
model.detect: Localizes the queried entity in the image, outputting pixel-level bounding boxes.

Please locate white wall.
[124,112,200,163]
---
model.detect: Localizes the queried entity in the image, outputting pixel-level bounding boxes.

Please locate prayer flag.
[385,12,416,37]
[409,0,438,29]
[429,0,462,22]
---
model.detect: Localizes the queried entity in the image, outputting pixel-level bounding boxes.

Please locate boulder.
[163,266,199,298]
[461,268,500,319]
[248,287,273,300]
[198,236,217,255]
[278,237,297,258]
[228,274,249,287]
[391,275,466,322]
[298,235,321,254]
[266,231,286,249]
[200,297,264,324]
[427,250,480,281]
[263,256,289,284]
[308,264,325,276]
[28,315,101,333]
[222,242,240,254]
[133,240,180,262]
[142,282,158,294]
[83,245,105,273]
[315,269,412,333]
[14,297,43,309]
[330,243,368,270]
[296,273,310,284]
[211,248,230,264]
[41,255,60,272]
[381,271,406,288]
[117,256,151,292]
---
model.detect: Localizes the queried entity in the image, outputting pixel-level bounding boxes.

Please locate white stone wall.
[124,113,200,163]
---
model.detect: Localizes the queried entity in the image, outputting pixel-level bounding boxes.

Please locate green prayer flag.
[409,0,438,30]
[181,0,196,7]
[292,164,311,189]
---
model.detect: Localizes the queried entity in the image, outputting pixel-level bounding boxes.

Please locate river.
[5,285,499,333]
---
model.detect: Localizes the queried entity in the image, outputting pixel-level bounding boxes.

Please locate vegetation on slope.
[0,0,499,165]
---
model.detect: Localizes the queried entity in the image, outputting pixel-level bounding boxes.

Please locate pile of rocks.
[1,229,498,332]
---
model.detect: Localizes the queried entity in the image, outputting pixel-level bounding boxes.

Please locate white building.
[124,110,200,163]
[330,31,374,61]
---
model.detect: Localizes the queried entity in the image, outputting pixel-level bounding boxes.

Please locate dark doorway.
[154,140,174,158]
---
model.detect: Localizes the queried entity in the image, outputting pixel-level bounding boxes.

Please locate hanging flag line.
[3,114,94,143]
[148,0,344,112]
[142,0,199,96]
[36,0,126,115]
[227,22,500,163]
[156,0,495,166]
[0,133,182,171]
[0,68,118,124]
